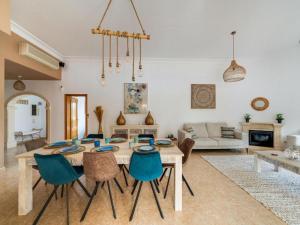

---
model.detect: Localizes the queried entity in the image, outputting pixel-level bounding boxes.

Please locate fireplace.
[249,130,274,148]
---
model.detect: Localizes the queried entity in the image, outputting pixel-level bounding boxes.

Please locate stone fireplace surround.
[241,122,283,151]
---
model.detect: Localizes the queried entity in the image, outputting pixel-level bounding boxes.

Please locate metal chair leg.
[159,168,168,182]
[182,174,194,196]
[61,185,64,198]
[66,184,69,225]
[154,179,160,193]
[55,187,58,200]
[150,181,164,219]
[164,168,172,199]
[76,179,91,197]
[155,179,160,186]
[131,180,138,195]
[113,178,124,194]
[124,165,129,173]
[80,182,100,222]
[32,186,58,225]
[122,165,129,187]
[129,181,143,221]
[33,176,42,190]
[107,181,117,219]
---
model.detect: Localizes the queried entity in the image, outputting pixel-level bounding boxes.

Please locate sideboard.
[111,124,160,139]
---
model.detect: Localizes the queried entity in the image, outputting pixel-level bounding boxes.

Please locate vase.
[277,119,283,124]
[245,118,250,123]
[116,111,126,125]
[145,111,154,125]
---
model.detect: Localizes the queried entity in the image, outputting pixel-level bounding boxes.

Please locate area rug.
[202,155,300,225]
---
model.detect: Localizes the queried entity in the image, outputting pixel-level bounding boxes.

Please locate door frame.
[64,94,88,139]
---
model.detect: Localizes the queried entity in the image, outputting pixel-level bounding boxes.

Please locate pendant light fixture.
[137,38,143,77]
[13,75,26,91]
[223,31,246,82]
[92,0,150,85]
[132,36,135,82]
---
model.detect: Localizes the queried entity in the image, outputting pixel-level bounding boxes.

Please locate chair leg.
[154,179,160,194]
[80,182,100,222]
[159,168,168,182]
[164,168,172,199]
[107,181,117,219]
[122,165,129,187]
[32,186,58,225]
[71,181,75,187]
[55,187,58,200]
[155,179,160,186]
[76,179,91,197]
[61,185,64,198]
[66,184,69,225]
[124,165,129,173]
[182,174,194,196]
[150,181,164,219]
[33,176,42,190]
[131,180,138,195]
[129,181,143,221]
[113,178,124,194]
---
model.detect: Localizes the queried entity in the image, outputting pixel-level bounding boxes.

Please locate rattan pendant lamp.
[223,31,246,82]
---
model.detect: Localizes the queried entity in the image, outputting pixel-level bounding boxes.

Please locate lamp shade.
[223,60,246,82]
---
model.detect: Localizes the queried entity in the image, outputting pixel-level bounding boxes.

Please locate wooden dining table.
[16,140,184,216]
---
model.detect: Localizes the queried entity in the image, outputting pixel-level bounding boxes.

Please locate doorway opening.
[65,94,88,139]
[6,93,49,149]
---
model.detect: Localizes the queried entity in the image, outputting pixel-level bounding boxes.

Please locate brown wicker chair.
[160,138,195,198]
[24,138,47,190]
[80,152,123,221]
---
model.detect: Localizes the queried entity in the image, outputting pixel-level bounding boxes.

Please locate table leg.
[18,158,33,215]
[174,156,182,211]
[254,156,261,173]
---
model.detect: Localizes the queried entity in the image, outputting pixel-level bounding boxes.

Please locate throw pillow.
[221,127,235,139]
[185,127,199,140]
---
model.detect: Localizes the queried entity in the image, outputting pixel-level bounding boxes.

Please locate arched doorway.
[5,92,51,149]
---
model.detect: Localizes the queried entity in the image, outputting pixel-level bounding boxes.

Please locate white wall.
[5,50,300,143]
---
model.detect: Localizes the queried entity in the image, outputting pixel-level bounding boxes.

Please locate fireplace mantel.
[241,122,283,151]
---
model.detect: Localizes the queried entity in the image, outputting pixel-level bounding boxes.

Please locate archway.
[5,92,51,150]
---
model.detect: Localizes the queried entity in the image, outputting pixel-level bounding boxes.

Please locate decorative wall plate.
[191,84,216,109]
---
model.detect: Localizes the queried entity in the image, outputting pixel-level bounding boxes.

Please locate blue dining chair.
[129,151,164,221]
[32,154,90,225]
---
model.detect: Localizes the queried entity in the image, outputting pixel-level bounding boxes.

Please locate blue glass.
[105,137,111,144]
[149,138,155,146]
[94,140,100,147]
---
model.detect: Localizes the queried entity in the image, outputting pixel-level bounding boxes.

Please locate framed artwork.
[191,84,216,109]
[124,83,148,114]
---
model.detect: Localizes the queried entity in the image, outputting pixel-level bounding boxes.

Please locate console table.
[111,124,159,139]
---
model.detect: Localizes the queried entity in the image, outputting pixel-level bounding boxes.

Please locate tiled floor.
[0,147,286,225]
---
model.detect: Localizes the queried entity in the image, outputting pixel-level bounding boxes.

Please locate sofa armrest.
[178,129,192,146]
[234,131,249,146]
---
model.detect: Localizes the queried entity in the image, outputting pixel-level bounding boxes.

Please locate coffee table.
[254,150,300,174]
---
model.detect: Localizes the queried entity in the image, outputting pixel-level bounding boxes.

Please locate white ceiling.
[11,0,300,58]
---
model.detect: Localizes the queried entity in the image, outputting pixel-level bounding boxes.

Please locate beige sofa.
[178,122,248,150]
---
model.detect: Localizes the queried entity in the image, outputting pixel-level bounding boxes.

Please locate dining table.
[16,139,184,216]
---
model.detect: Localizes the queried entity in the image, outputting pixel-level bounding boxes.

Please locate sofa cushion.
[213,137,244,146]
[194,137,218,147]
[183,123,208,138]
[221,127,235,139]
[206,122,227,137]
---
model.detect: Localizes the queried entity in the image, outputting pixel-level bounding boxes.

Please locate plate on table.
[52,145,85,155]
[45,141,72,149]
[133,145,158,154]
[91,145,120,152]
[155,139,174,147]
[81,138,95,144]
[138,137,151,143]
[110,137,127,143]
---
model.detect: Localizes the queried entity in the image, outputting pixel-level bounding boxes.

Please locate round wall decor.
[251,97,269,111]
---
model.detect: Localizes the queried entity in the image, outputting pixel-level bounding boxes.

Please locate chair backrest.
[34,154,80,185]
[179,138,195,165]
[83,152,120,182]
[111,133,128,139]
[87,133,104,139]
[129,152,162,182]
[138,134,154,139]
[25,138,47,152]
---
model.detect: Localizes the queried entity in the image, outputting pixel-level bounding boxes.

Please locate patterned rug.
[202,155,300,225]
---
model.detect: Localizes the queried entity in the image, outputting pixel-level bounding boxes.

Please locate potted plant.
[276,113,284,124]
[244,113,251,123]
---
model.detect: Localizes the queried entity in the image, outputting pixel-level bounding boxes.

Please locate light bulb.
[137,64,144,77]
[100,75,106,86]
[116,62,121,74]
[125,50,130,63]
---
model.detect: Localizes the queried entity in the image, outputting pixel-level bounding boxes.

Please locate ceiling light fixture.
[13,75,26,91]
[223,31,246,82]
[92,0,150,84]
